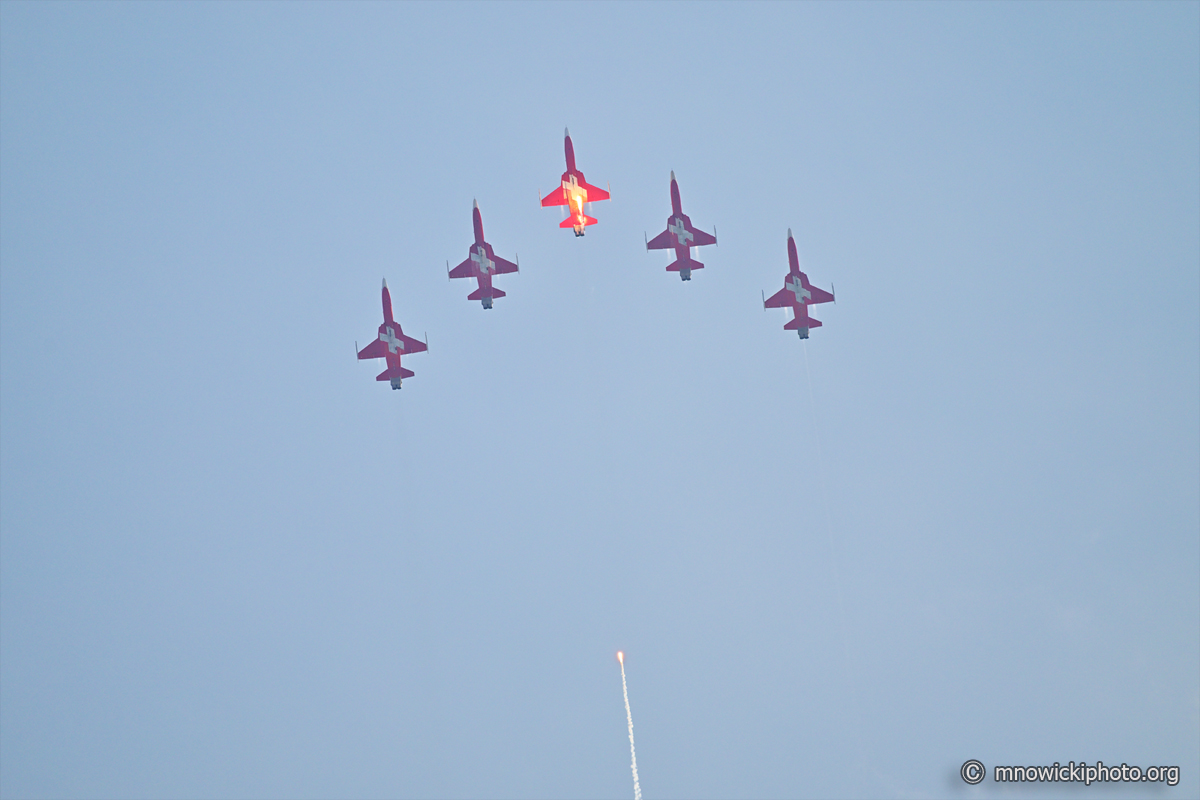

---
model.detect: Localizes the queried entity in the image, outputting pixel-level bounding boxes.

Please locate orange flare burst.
[617,651,624,664]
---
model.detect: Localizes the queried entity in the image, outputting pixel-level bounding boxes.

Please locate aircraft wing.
[764,287,794,308]
[357,338,388,359]
[648,218,715,250]
[581,181,610,202]
[541,187,568,207]
[808,284,835,304]
[646,228,676,250]
[449,256,474,279]
[492,254,518,275]
[687,223,717,247]
[400,334,427,354]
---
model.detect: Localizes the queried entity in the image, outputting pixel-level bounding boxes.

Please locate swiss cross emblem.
[380,326,404,353]
[787,275,810,304]
[563,174,587,206]
[471,246,494,274]
[669,217,693,246]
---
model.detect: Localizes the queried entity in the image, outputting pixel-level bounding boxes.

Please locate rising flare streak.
[617,652,642,800]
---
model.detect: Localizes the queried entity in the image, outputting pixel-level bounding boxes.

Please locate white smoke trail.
[618,653,642,800]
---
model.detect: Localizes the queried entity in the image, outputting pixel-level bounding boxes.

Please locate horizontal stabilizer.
[376,365,415,381]
[785,316,822,331]
[560,215,598,228]
[666,256,704,273]
[468,286,506,301]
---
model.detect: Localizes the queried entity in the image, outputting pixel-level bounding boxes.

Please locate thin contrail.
[800,343,909,797]
[617,652,642,800]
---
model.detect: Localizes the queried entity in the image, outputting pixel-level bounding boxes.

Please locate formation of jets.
[358,128,836,389]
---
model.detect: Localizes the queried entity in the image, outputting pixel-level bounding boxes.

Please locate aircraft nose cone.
[382,277,388,289]
[670,170,675,182]
[787,228,793,239]
[473,198,478,209]
[564,126,570,138]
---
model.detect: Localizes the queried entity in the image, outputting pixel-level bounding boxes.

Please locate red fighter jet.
[541,127,609,236]
[448,200,518,309]
[763,229,835,339]
[356,279,427,389]
[645,171,717,281]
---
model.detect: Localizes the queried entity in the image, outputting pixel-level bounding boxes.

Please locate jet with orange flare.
[541,128,610,236]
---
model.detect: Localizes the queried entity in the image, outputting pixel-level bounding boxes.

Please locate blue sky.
[2,2,1197,798]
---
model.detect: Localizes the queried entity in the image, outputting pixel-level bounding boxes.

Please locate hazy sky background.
[2,2,1197,798]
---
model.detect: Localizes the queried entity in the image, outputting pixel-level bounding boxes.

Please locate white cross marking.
[787,275,811,304]
[668,217,693,247]
[380,325,404,354]
[562,174,587,207]
[470,245,494,274]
